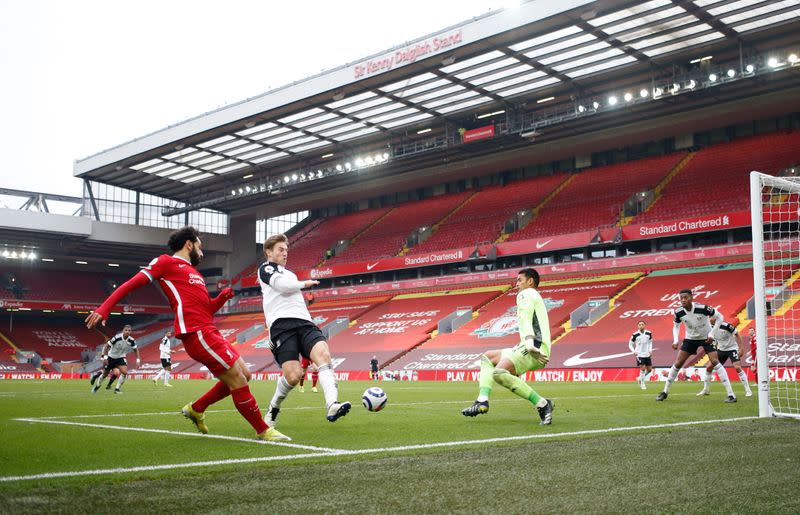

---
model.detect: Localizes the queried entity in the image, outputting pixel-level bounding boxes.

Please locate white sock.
[737,369,751,393]
[270,376,294,409]
[664,365,678,393]
[317,363,339,408]
[704,370,712,390]
[116,374,126,389]
[164,371,171,384]
[639,370,646,382]
[153,370,164,381]
[477,394,489,402]
[714,363,734,396]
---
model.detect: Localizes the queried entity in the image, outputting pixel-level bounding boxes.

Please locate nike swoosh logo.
[535,239,553,249]
[366,262,380,270]
[178,264,187,268]
[563,350,637,367]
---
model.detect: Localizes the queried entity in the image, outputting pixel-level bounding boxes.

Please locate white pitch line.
[2,416,758,482]
[13,418,339,453]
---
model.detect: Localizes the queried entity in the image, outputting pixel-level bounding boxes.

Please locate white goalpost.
[750,171,800,419]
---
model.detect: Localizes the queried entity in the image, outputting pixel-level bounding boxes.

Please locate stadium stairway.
[624,151,696,224]
[398,191,480,256]
[502,174,576,242]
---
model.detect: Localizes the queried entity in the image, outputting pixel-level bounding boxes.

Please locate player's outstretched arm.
[85,273,150,328]
[210,287,235,313]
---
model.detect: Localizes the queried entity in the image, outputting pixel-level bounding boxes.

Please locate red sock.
[231,385,268,434]
[312,372,318,387]
[192,381,230,413]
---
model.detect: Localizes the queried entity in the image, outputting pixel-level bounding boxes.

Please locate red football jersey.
[750,335,757,358]
[141,254,215,336]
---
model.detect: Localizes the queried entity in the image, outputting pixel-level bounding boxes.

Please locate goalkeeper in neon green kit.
[461,268,554,425]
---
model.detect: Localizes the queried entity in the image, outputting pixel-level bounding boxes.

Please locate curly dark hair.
[167,226,200,253]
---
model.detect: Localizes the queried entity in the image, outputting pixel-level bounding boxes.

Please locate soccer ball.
[362,387,387,412]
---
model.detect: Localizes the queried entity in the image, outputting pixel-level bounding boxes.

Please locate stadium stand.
[1,320,108,362]
[321,286,507,370]
[509,153,686,240]
[327,191,472,263]
[0,268,167,307]
[388,274,637,370]
[548,266,756,368]
[291,207,391,269]
[406,174,568,254]
[635,131,800,223]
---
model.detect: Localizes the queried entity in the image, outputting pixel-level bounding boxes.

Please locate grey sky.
[0,0,511,200]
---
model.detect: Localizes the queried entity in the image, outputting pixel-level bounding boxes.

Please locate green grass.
[1,379,798,513]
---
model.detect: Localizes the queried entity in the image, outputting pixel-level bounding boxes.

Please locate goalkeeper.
[461,268,554,425]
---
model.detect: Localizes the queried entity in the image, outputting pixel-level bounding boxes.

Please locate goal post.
[750,171,800,419]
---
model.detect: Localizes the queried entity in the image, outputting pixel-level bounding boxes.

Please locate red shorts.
[180,326,240,377]
[300,356,311,369]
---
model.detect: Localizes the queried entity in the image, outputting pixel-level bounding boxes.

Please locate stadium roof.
[74,0,800,214]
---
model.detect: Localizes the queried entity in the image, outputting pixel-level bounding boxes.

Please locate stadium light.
[1,250,8,258]
[321,153,334,158]
[28,253,36,260]
[75,260,87,265]
[688,80,697,90]
[242,174,253,179]
[768,57,779,68]
[291,174,298,181]
[671,83,680,93]
[417,128,432,134]
[709,73,718,82]
[653,87,663,98]
[41,258,53,262]
[108,263,119,267]
[335,164,343,172]
[245,186,251,192]
[383,152,389,160]
[476,109,505,119]
[623,92,633,102]
[536,96,555,104]
[230,189,236,196]
[745,64,755,73]
[727,69,735,78]
[639,89,649,98]
[608,95,618,106]
[355,158,364,167]
[592,101,600,109]
[365,156,374,165]
[284,176,291,182]
[790,54,798,64]
[19,251,27,259]
[345,162,352,171]
[10,251,17,258]
[690,55,713,64]
[317,170,323,177]
[577,104,586,113]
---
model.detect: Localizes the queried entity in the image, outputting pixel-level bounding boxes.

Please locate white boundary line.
[13,418,339,453]
[2,416,757,482]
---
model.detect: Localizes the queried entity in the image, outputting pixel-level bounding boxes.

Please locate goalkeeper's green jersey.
[516,287,551,358]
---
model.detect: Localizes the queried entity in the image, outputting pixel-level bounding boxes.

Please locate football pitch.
[1,379,798,514]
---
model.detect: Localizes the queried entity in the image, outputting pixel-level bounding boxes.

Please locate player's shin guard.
[164,371,171,384]
[231,385,268,434]
[713,363,735,397]
[478,354,495,402]
[492,368,539,404]
[317,363,338,407]
[192,381,231,413]
[270,376,294,409]
[664,365,679,393]
[116,374,127,389]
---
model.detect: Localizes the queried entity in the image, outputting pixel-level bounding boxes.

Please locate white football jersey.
[713,323,738,352]
[258,262,312,330]
[629,330,653,357]
[107,334,137,359]
[673,303,718,340]
[159,336,172,359]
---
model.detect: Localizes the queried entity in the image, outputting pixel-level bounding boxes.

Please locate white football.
[362,386,387,412]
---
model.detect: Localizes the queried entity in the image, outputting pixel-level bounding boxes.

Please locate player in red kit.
[85,226,290,442]
[298,356,318,393]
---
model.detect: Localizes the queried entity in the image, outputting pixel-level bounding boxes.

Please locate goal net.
[750,171,800,419]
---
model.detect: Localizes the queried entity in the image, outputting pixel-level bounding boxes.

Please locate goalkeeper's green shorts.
[502,343,548,375]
